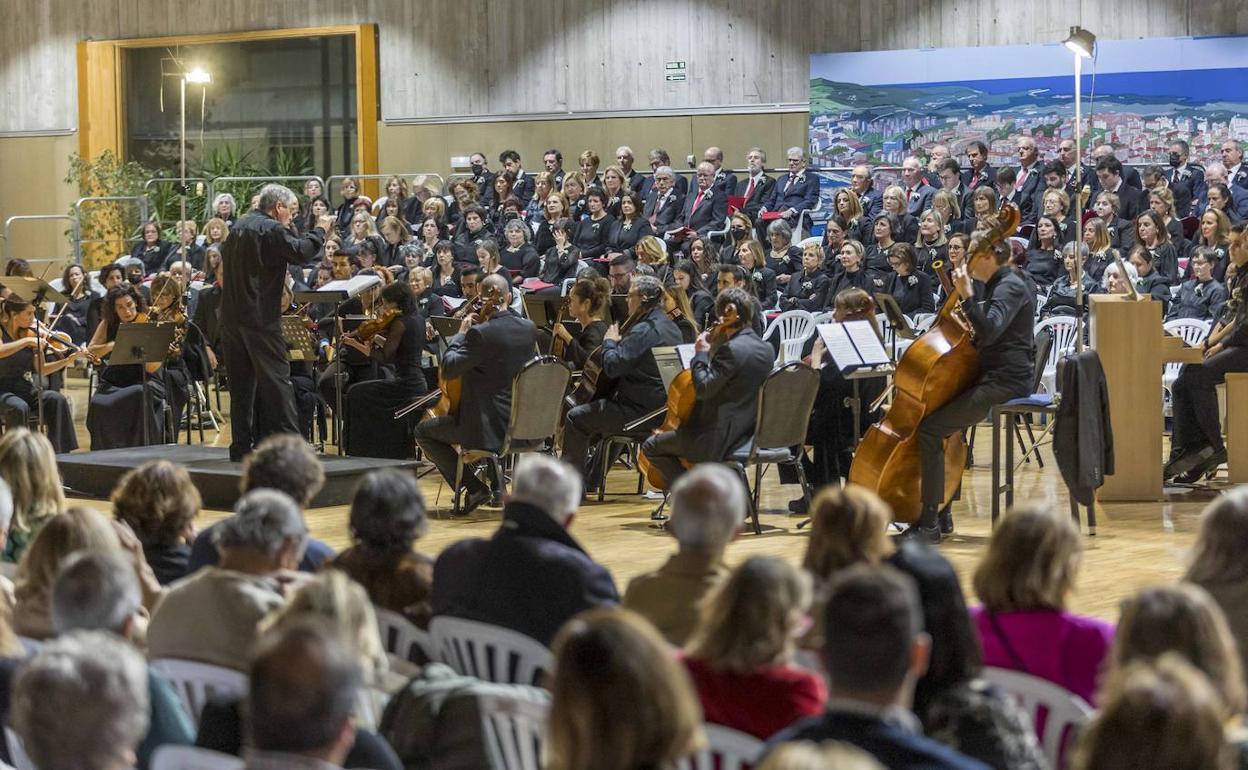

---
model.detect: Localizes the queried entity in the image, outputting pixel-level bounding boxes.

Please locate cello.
[636,304,741,490]
[422,281,507,419]
[848,204,1020,523]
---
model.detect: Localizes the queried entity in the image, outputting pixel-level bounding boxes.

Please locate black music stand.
[280,316,319,362]
[0,276,71,437]
[110,322,177,447]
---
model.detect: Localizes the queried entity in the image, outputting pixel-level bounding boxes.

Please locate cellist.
[909,226,1036,543]
[413,273,537,513]
[639,287,773,489]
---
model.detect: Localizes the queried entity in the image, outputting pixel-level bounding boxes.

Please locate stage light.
[185,67,212,84]
[1064,27,1096,59]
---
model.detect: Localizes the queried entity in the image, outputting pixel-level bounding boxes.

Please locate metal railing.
[203,175,326,218]
[72,196,151,264]
[3,215,79,265]
[324,173,446,201]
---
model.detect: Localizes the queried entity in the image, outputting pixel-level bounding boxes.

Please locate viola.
[848,204,1020,523]
[349,308,400,344]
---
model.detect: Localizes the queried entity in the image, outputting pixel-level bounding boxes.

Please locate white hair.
[1103,259,1139,291]
[258,183,297,214]
[508,455,582,523]
[13,631,149,770]
[51,551,141,636]
[786,147,804,160]
[668,465,747,551]
[215,489,308,556]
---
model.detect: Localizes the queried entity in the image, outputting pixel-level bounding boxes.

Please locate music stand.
[110,322,177,447]
[280,316,318,362]
[0,276,72,436]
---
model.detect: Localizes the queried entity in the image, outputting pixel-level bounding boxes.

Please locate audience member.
[1185,487,1248,684]
[801,485,893,589]
[432,455,618,647]
[1073,656,1233,770]
[12,631,150,770]
[547,607,704,770]
[243,621,363,770]
[683,556,826,739]
[49,552,195,770]
[187,434,333,573]
[325,468,433,629]
[111,460,201,585]
[888,541,1046,769]
[766,565,988,769]
[757,741,886,770]
[0,428,65,563]
[970,505,1113,705]
[623,465,744,646]
[148,489,307,670]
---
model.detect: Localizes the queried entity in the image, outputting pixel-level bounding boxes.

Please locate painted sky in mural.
[808,35,1248,174]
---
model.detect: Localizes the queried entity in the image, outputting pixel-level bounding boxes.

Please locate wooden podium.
[1090,294,1203,500]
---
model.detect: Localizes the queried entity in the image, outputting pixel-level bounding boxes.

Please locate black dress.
[887,271,935,316]
[1024,248,1063,288]
[562,320,608,370]
[345,311,429,459]
[501,245,540,280]
[606,218,653,257]
[0,327,77,453]
[572,214,615,260]
[51,293,92,346]
[87,325,168,450]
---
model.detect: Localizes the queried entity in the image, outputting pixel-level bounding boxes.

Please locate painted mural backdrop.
[806,34,1248,211]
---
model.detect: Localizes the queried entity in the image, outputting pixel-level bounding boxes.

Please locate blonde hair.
[1074,655,1232,770]
[380,216,412,243]
[1111,583,1245,717]
[350,210,379,238]
[203,217,229,244]
[918,209,948,247]
[758,741,886,770]
[261,570,387,685]
[1083,217,1112,254]
[686,556,811,673]
[15,508,122,637]
[801,485,892,583]
[932,189,962,223]
[578,149,600,171]
[1043,188,1071,217]
[1199,208,1231,247]
[882,185,907,212]
[800,242,824,267]
[973,505,1081,612]
[0,429,65,537]
[738,239,765,269]
[634,236,667,266]
[562,172,587,197]
[422,197,447,222]
[548,608,704,770]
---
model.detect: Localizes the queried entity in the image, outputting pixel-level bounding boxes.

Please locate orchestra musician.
[413,273,537,512]
[279,283,319,441]
[1166,222,1248,483]
[910,227,1036,543]
[560,274,683,488]
[638,287,773,489]
[86,285,168,449]
[340,280,428,459]
[220,183,330,461]
[0,297,81,452]
[148,274,194,434]
[552,276,610,369]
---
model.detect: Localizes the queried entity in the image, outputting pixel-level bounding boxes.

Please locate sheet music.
[442,296,468,310]
[315,274,381,298]
[676,343,697,370]
[844,320,890,366]
[816,323,864,372]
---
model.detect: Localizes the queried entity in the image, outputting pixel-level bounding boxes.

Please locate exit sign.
[665,61,686,70]
[665,72,687,82]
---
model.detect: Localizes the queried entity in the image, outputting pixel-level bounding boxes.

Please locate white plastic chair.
[809,310,835,325]
[1034,316,1079,394]
[982,666,1093,770]
[761,309,816,364]
[150,745,244,770]
[4,728,33,770]
[149,658,249,726]
[429,616,553,687]
[1162,318,1212,414]
[478,689,551,770]
[375,606,434,664]
[677,723,765,770]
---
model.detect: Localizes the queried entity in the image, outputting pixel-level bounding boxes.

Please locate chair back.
[1162,318,1212,382]
[676,724,765,770]
[760,310,816,364]
[751,363,820,455]
[4,728,34,770]
[504,356,572,448]
[1035,316,1078,392]
[1030,327,1053,395]
[151,745,245,770]
[982,666,1093,770]
[149,658,249,726]
[375,606,434,664]
[477,690,550,770]
[429,616,553,687]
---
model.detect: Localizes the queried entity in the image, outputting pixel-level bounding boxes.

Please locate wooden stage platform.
[51,376,1239,621]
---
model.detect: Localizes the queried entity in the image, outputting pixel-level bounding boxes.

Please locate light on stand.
[1065,27,1095,352]
[1063,27,1096,59]
[185,67,212,85]
[179,67,211,266]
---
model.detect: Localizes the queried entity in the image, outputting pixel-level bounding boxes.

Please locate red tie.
[1016,168,1028,190]
[691,190,705,214]
[745,177,755,199]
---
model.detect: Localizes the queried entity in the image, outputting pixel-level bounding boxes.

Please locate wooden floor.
[55,374,1236,621]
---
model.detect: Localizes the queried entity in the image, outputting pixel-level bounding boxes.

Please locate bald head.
[481,273,511,297]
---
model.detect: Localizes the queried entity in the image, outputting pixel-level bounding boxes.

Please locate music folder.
[873,293,920,339]
[817,320,891,376]
[428,316,463,339]
[293,274,381,304]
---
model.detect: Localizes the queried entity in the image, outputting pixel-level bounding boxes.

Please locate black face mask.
[731,228,747,239]
[471,163,485,176]
[1168,153,1182,168]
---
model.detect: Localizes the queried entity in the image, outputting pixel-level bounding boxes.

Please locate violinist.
[87,263,125,341]
[638,287,773,489]
[340,280,428,459]
[552,276,610,369]
[0,297,80,452]
[910,225,1036,543]
[149,274,194,432]
[560,275,683,488]
[86,285,168,449]
[315,267,391,411]
[279,284,318,441]
[51,264,93,346]
[414,274,537,513]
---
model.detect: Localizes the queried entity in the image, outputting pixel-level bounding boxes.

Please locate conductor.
[221,183,331,461]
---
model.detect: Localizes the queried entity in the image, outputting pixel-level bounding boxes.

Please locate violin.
[348,307,400,345]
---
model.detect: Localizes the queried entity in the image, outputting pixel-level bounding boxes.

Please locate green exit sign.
[665,61,686,70]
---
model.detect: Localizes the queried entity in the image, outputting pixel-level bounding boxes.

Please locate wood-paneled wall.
[4,0,1246,134]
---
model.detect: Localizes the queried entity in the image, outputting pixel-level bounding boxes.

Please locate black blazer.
[606,218,654,256]
[636,173,689,201]
[711,169,738,198]
[431,501,619,647]
[539,245,581,286]
[828,268,889,308]
[1014,164,1045,223]
[572,214,615,259]
[734,174,776,223]
[501,244,540,280]
[764,170,820,214]
[745,265,778,309]
[1023,248,1063,288]
[768,711,989,770]
[961,165,997,190]
[452,226,494,265]
[441,310,537,450]
[678,186,728,236]
[673,328,774,462]
[601,305,684,411]
[781,270,831,312]
[643,189,684,229]
[887,271,935,315]
[131,240,176,275]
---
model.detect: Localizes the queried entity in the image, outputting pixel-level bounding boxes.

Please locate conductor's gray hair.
[257,184,298,214]
[509,455,582,524]
[214,488,308,556]
[668,465,746,550]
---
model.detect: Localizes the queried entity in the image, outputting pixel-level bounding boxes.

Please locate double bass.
[848,204,1020,523]
[426,281,507,419]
